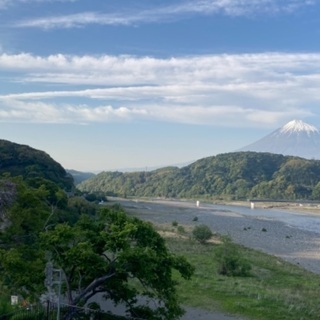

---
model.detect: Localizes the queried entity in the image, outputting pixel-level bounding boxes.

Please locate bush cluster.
[215,236,251,277]
[192,224,213,244]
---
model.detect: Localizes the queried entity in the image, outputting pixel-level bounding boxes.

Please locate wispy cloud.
[15,0,316,29]
[15,12,136,29]
[172,0,316,16]
[0,51,318,126]
[0,0,76,9]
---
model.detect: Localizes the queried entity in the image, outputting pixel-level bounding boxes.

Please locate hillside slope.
[78,152,320,200]
[67,169,95,185]
[0,139,73,190]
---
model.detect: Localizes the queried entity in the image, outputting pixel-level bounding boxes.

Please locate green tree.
[0,177,53,298]
[312,182,320,200]
[0,179,17,219]
[40,205,194,320]
[0,177,78,299]
[192,224,213,244]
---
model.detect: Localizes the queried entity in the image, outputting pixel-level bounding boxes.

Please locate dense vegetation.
[0,182,193,320]
[0,176,193,319]
[78,151,320,200]
[0,140,74,191]
[0,140,195,319]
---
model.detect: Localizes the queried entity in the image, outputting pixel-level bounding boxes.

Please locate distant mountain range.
[238,120,320,160]
[2,118,319,200]
[77,119,320,198]
[67,169,95,185]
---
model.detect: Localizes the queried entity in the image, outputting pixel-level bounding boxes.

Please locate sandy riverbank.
[109,198,320,320]
[115,198,320,274]
[218,200,320,214]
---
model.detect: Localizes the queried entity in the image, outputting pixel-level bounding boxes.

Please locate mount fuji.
[238,120,320,160]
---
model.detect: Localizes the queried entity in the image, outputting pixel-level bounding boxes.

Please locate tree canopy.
[41,205,194,319]
[0,177,194,319]
[0,139,74,191]
[78,152,320,201]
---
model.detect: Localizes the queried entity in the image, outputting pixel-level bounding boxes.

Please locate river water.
[114,198,320,274]
[199,202,320,234]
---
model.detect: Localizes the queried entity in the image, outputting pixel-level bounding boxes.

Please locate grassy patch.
[157,224,320,320]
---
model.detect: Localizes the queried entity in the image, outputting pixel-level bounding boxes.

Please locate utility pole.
[44,261,62,320]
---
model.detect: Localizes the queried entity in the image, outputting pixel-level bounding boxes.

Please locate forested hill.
[0,139,73,190]
[67,169,95,185]
[78,152,320,200]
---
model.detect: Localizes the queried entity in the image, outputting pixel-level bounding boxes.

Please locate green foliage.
[165,235,320,320]
[39,205,194,320]
[77,152,320,200]
[177,225,185,234]
[0,178,51,296]
[312,181,320,199]
[0,294,15,315]
[215,236,251,277]
[0,179,194,320]
[84,192,107,202]
[26,177,68,208]
[67,196,97,216]
[0,139,74,191]
[10,310,46,320]
[172,220,178,227]
[0,180,17,219]
[192,224,213,244]
[0,177,94,298]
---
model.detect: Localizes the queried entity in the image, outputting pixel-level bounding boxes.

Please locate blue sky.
[1,0,320,172]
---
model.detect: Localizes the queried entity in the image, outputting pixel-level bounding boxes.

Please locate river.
[199,202,320,234]
[113,198,320,274]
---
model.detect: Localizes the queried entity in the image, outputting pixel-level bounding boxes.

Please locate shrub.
[0,296,14,315]
[215,236,251,277]
[172,220,178,227]
[192,224,213,244]
[192,216,198,222]
[177,225,185,234]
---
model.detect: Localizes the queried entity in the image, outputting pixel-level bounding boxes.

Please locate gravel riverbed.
[117,198,320,274]
[109,198,320,319]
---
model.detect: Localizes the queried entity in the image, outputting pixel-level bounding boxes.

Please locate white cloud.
[0,51,319,127]
[173,0,316,16]
[2,52,320,88]
[14,0,316,29]
[0,0,76,9]
[15,12,134,29]
[0,97,311,127]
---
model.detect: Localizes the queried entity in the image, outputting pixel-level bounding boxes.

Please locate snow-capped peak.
[279,120,319,135]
